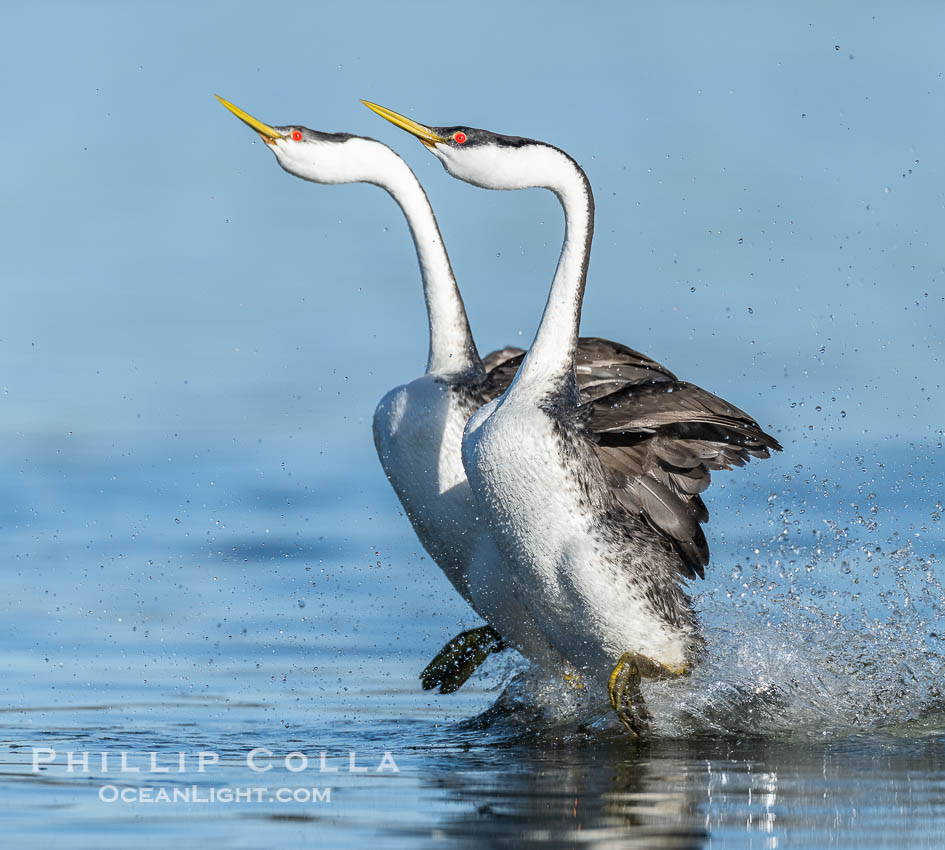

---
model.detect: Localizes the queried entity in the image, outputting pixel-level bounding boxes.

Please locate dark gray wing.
[586,379,781,580]
[574,337,678,401]
[479,337,676,404]
[479,345,526,400]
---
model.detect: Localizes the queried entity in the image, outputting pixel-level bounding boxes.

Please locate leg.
[608,652,688,736]
[420,625,506,694]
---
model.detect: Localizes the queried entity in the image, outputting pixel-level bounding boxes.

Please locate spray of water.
[462,493,945,741]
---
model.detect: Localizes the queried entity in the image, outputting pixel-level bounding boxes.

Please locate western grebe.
[365,100,781,732]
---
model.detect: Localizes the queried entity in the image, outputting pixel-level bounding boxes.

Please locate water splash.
[460,497,945,742]
[657,509,945,738]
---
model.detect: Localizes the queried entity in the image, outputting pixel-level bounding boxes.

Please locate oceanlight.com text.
[98,785,332,804]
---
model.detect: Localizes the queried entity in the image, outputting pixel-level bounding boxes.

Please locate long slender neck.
[367,145,481,377]
[512,146,595,400]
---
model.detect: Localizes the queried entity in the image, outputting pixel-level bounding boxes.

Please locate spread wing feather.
[572,337,678,401]
[586,380,781,580]
[480,339,781,582]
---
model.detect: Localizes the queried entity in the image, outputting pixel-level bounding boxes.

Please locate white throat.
[493,143,595,397]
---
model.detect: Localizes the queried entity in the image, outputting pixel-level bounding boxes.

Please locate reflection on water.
[6,706,945,848]
[418,738,709,849]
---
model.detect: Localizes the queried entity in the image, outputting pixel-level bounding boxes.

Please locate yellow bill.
[360,100,446,148]
[215,95,283,143]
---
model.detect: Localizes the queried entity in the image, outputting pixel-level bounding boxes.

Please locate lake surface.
[2,435,943,848]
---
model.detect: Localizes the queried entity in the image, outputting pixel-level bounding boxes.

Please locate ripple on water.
[3,447,945,847]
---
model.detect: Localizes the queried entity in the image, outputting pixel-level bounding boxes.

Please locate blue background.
[3,2,942,457]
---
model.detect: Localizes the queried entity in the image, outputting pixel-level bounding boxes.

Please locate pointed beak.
[215,95,283,145]
[360,100,447,149]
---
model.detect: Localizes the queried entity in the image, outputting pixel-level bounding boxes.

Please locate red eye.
[453,131,467,144]
[291,130,303,141]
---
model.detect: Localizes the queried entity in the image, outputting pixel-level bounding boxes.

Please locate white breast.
[463,398,592,602]
[463,395,692,685]
[373,375,473,582]
[373,375,572,673]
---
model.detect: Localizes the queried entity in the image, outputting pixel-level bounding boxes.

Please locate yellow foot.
[608,652,689,736]
[419,625,506,694]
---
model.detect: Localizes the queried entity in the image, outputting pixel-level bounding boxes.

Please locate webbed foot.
[608,652,688,736]
[420,625,506,694]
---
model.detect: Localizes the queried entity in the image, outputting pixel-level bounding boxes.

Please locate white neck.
[511,145,594,398]
[362,143,480,376]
